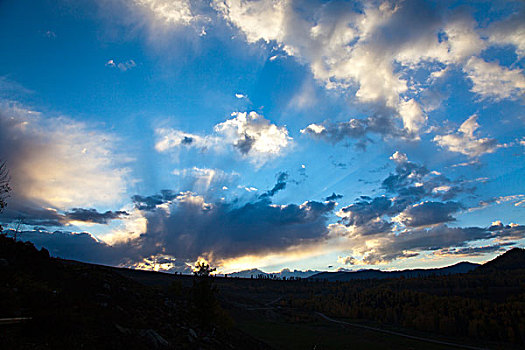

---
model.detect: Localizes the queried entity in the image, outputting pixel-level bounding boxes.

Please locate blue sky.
[0,0,524,274]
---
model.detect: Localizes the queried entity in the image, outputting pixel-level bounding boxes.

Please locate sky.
[0,0,524,274]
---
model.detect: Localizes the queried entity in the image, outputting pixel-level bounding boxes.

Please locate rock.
[188,328,197,339]
[115,324,131,335]
[140,329,169,349]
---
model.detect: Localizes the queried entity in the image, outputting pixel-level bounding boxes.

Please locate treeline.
[218,265,525,346]
[280,270,525,345]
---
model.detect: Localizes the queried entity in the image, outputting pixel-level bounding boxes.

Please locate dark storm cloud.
[361,224,525,264]
[0,201,66,227]
[1,204,130,228]
[302,114,407,148]
[132,190,179,210]
[382,156,474,202]
[64,208,129,224]
[382,161,429,194]
[259,171,289,199]
[397,201,462,228]
[337,156,475,234]
[8,229,128,265]
[437,243,515,256]
[340,196,392,227]
[138,193,336,261]
[392,224,525,255]
[332,153,521,263]
[325,193,343,201]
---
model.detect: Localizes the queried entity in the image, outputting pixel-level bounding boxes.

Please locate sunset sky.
[0,0,524,274]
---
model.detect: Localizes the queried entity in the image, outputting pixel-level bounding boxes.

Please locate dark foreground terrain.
[1,234,524,349]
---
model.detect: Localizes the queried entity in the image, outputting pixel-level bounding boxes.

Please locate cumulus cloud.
[115,0,523,141]
[433,114,501,158]
[337,255,358,265]
[214,111,291,160]
[392,201,462,228]
[337,152,469,234]
[464,57,525,101]
[486,11,525,58]
[327,151,518,264]
[211,0,502,139]
[156,111,291,165]
[301,113,406,147]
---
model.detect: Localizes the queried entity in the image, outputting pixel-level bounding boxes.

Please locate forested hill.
[308,261,480,281]
[476,247,525,271]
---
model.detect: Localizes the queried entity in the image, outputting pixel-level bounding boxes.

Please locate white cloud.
[486,12,525,58]
[211,1,494,137]
[464,57,525,101]
[133,0,194,26]
[213,0,286,44]
[0,102,129,210]
[300,123,325,135]
[117,1,523,140]
[155,111,291,165]
[398,99,427,136]
[433,114,500,158]
[389,151,408,164]
[214,111,291,162]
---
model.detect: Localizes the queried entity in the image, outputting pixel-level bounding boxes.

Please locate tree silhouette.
[191,261,219,328]
[193,261,216,277]
[0,161,10,232]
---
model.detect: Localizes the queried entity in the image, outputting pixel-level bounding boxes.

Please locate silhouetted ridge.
[308,261,479,281]
[478,247,525,271]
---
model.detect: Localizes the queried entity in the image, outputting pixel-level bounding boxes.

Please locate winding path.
[315,312,487,350]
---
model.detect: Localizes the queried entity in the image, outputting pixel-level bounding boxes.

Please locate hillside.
[476,247,525,271]
[0,235,269,350]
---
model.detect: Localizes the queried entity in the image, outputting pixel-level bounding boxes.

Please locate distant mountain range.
[306,248,525,281]
[226,248,525,281]
[307,262,480,281]
[227,268,320,279]
[226,262,480,280]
